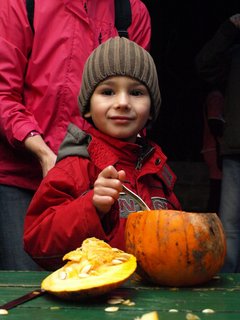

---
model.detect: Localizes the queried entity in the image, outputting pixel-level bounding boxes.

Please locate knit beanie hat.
[78,36,161,123]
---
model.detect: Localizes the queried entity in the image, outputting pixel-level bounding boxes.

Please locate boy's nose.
[115,93,130,108]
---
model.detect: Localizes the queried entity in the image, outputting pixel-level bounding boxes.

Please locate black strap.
[26,0,132,37]
[114,0,132,38]
[26,0,35,32]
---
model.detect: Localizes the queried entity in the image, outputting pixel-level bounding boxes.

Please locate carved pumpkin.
[125,210,226,287]
[41,237,137,299]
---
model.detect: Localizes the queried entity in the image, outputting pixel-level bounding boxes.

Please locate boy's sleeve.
[23,159,118,270]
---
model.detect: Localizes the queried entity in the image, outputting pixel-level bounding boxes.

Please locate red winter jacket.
[24,125,181,270]
[0,0,151,190]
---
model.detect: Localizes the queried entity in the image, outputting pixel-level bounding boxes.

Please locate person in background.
[201,89,224,214]
[23,37,181,270]
[0,0,151,270]
[196,14,240,272]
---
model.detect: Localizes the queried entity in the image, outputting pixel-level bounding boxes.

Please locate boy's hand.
[93,165,126,217]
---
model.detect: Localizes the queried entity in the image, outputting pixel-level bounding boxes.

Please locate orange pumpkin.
[125,210,226,287]
[41,237,137,300]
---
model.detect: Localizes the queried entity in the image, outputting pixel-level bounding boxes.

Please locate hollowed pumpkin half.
[125,210,226,287]
[41,237,137,300]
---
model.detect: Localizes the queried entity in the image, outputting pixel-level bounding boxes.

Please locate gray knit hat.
[78,37,161,123]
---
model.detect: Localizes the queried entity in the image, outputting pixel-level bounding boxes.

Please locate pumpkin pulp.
[41,237,137,299]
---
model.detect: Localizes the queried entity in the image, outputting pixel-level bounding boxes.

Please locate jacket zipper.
[135,146,155,170]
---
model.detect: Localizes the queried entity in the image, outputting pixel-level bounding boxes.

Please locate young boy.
[24,37,181,270]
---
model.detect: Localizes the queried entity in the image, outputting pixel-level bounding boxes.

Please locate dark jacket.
[196,20,240,155]
[24,124,181,270]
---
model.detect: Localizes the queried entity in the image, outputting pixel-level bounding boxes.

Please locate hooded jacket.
[24,124,181,270]
[0,0,151,190]
[196,20,240,155]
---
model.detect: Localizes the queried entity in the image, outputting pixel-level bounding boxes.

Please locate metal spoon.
[122,184,151,211]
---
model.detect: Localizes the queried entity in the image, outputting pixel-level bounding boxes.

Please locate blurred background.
[142,0,240,211]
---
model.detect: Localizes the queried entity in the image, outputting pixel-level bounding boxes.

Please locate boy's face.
[84,76,151,143]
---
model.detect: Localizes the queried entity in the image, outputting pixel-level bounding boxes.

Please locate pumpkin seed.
[202,309,215,313]
[112,259,123,265]
[0,309,8,315]
[104,306,119,312]
[124,300,135,306]
[81,264,92,274]
[58,271,67,280]
[186,313,200,320]
[116,256,128,261]
[107,298,124,304]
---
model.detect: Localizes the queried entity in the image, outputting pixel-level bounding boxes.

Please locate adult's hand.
[230,14,240,29]
[24,134,57,177]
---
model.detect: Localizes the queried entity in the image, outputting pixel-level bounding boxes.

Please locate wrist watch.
[25,130,40,139]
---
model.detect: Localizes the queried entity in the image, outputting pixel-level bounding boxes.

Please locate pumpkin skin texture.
[125,210,226,287]
[41,238,137,300]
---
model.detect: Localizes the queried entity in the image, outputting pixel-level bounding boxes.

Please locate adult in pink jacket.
[0,0,151,270]
[24,37,181,271]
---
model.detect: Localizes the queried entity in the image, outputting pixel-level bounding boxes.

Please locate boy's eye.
[102,89,114,95]
[131,89,144,96]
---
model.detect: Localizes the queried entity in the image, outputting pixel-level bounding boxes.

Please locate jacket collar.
[57,123,176,190]
[57,123,155,169]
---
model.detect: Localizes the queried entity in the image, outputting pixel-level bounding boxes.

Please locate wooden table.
[0,271,240,319]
